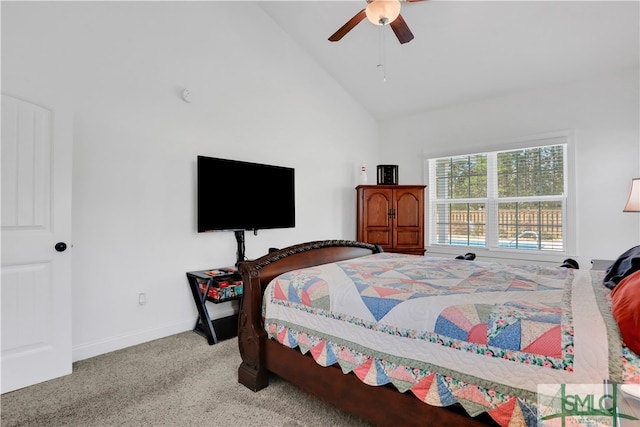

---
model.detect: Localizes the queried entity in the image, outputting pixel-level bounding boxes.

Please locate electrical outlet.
[138,292,147,306]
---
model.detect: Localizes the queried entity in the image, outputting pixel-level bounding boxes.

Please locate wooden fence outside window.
[447,209,562,240]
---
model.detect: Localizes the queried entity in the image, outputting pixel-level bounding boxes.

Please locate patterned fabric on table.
[264,253,640,427]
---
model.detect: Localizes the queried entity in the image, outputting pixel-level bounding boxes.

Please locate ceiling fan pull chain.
[377,24,387,82]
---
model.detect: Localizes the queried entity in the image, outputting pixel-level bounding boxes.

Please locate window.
[427,133,573,255]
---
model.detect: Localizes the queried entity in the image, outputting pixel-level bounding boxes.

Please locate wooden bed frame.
[236,240,498,426]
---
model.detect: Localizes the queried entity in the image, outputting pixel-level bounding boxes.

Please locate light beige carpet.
[1,332,372,426]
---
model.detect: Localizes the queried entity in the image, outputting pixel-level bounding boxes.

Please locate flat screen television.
[197,156,295,233]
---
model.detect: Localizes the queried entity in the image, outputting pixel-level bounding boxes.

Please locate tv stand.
[186,267,242,345]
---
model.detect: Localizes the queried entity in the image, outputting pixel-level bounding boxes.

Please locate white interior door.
[1,94,73,393]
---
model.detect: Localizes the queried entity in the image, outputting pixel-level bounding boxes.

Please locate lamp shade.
[623,178,640,212]
[365,0,401,26]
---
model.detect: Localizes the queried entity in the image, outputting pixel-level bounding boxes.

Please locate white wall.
[379,67,640,265]
[2,2,378,360]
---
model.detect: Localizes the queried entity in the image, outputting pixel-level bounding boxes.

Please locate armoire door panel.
[395,230,421,246]
[364,192,392,227]
[395,192,420,228]
[364,230,392,246]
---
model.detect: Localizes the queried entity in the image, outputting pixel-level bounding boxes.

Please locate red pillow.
[611,270,640,355]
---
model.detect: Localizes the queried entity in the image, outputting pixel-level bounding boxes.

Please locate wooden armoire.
[356,185,426,255]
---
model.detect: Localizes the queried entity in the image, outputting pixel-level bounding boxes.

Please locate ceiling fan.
[328,0,425,45]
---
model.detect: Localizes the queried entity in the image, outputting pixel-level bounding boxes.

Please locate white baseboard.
[72,318,195,362]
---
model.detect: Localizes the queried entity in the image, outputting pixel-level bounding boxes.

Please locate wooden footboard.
[236,240,496,427]
[236,240,382,391]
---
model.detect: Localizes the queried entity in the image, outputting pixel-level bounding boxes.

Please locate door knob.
[55,242,67,252]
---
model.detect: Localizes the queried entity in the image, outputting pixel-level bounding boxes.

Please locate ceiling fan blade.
[328,9,366,42]
[390,14,414,44]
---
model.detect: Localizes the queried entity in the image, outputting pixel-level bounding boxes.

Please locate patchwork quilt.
[263,253,640,426]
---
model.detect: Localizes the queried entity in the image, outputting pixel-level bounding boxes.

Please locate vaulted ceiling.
[259,1,639,121]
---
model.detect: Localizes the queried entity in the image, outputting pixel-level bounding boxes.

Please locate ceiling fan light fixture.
[365,0,401,26]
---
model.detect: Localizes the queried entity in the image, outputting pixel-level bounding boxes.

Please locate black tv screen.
[197,156,295,232]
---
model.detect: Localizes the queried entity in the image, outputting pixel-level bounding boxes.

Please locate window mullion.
[486,153,498,248]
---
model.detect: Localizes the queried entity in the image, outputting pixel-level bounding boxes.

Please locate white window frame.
[423,130,577,264]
